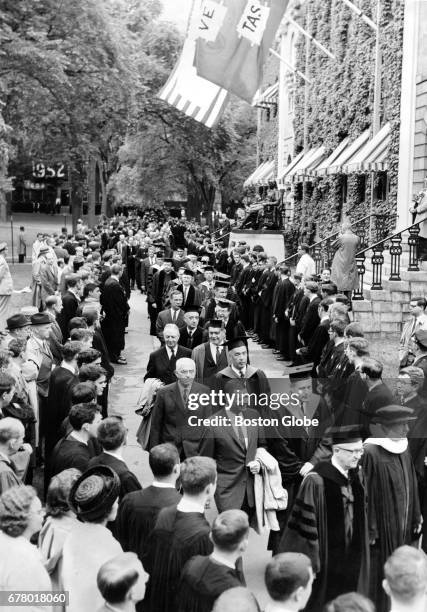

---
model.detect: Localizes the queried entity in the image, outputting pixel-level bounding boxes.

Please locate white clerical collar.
[177,498,205,514]
[60,361,76,374]
[364,438,408,454]
[309,293,318,302]
[210,551,237,570]
[321,315,329,322]
[152,481,175,488]
[231,365,246,377]
[331,455,349,479]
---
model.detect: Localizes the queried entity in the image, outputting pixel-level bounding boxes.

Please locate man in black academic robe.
[143,457,216,612]
[100,265,129,364]
[214,337,270,398]
[115,443,181,567]
[280,427,370,612]
[177,509,248,612]
[361,405,422,612]
[272,267,295,360]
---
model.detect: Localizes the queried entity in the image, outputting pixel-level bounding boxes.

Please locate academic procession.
[2,0,427,612]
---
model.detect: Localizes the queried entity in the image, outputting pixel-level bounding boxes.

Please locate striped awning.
[315,138,350,176]
[277,151,305,186]
[256,160,276,185]
[326,130,370,175]
[342,123,391,173]
[253,82,279,107]
[244,160,275,187]
[287,146,327,180]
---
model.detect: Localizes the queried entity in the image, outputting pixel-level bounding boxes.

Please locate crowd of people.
[0,210,426,612]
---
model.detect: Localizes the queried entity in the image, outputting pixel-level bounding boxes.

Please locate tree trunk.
[87,156,97,228]
[70,160,84,232]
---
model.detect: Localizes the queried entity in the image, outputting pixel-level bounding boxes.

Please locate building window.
[266,108,271,122]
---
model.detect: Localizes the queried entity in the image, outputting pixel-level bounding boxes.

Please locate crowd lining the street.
[0,210,426,612]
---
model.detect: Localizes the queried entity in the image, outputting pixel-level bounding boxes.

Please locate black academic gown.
[177,556,245,612]
[280,461,369,612]
[361,442,421,612]
[144,506,213,612]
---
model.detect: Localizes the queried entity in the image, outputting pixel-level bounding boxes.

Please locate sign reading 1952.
[32,162,67,179]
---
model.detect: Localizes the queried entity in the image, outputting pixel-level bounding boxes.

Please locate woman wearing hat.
[60,465,122,612]
[0,242,12,330]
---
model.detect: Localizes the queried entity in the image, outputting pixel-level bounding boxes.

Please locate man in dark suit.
[299,281,321,346]
[258,256,278,348]
[88,418,141,500]
[216,300,246,342]
[144,323,191,385]
[179,305,204,350]
[156,290,185,343]
[192,319,228,385]
[151,259,177,310]
[272,267,296,361]
[295,298,333,373]
[148,357,210,459]
[101,264,129,364]
[176,269,202,309]
[359,357,394,432]
[200,379,266,514]
[140,245,157,292]
[58,274,81,339]
[115,443,181,566]
[45,341,81,463]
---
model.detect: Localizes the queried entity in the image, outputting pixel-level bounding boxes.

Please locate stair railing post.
[353,253,366,300]
[408,224,420,272]
[389,233,402,281]
[313,243,322,276]
[370,245,384,290]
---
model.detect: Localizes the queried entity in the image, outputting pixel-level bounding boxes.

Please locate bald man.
[147,358,211,459]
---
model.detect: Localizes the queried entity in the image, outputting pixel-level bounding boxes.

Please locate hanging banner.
[195,0,288,103]
[194,0,228,42]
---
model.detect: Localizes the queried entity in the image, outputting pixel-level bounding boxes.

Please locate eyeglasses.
[336,447,364,456]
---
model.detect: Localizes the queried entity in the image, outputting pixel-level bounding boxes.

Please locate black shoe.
[261,344,271,349]
[272,350,281,354]
[275,356,287,361]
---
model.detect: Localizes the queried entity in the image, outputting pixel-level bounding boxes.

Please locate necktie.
[240,371,244,378]
[183,388,189,407]
[216,346,221,364]
[170,349,176,371]
[342,481,354,549]
[172,310,176,322]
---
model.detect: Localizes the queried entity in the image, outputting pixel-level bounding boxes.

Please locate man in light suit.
[155,290,185,343]
[147,357,210,459]
[192,319,228,386]
[200,379,266,514]
[144,324,191,385]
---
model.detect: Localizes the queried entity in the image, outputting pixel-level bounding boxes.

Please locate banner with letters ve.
[195,0,288,103]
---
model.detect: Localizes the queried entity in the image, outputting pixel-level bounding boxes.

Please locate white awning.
[326,130,370,175]
[256,160,276,185]
[244,160,275,187]
[253,82,279,107]
[244,161,268,187]
[287,146,327,179]
[342,123,391,173]
[315,138,350,176]
[277,151,305,186]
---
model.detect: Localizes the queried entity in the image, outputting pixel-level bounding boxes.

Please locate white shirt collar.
[60,361,76,374]
[210,551,237,570]
[264,605,294,612]
[331,455,349,479]
[177,497,205,514]
[309,293,318,302]
[321,315,330,322]
[231,365,246,377]
[103,449,124,461]
[152,481,175,489]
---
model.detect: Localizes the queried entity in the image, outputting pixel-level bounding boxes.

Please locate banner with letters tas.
[195,0,288,103]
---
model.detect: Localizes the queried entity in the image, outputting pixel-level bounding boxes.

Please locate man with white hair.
[383,546,427,612]
[144,324,191,385]
[147,357,210,459]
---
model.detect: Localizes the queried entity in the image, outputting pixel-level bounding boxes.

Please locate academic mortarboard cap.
[223,336,249,351]
[182,269,194,277]
[207,319,223,328]
[164,258,173,263]
[156,251,165,258]
[184,304,201,314]
[39,246,50,255]
[327,425,364,445]
[214,272,231,280]
[215,280,230,289]
[203,266,214,272]
[217,299,233,309]
[414,329,427,349]
[370,405,417,425]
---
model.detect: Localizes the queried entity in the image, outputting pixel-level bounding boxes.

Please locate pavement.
[109,290,281,608]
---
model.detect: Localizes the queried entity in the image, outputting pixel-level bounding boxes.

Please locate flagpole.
[302,7,311,226]
[286,16,335,59]
[269,48,312,84]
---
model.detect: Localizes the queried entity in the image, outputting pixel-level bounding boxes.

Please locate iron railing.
[352,215,427,300]
[282,213,395,274]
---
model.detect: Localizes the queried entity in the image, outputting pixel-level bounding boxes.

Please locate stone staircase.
[352,232,427,338]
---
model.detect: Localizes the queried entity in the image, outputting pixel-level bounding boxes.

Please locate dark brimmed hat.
[30,313,51,326]
[39,246,50,255]
[69,465,120,522]
[370,405,417,425]
[7,314,30,330]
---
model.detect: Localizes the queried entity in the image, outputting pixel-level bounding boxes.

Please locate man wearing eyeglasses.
[279,426,369,612]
